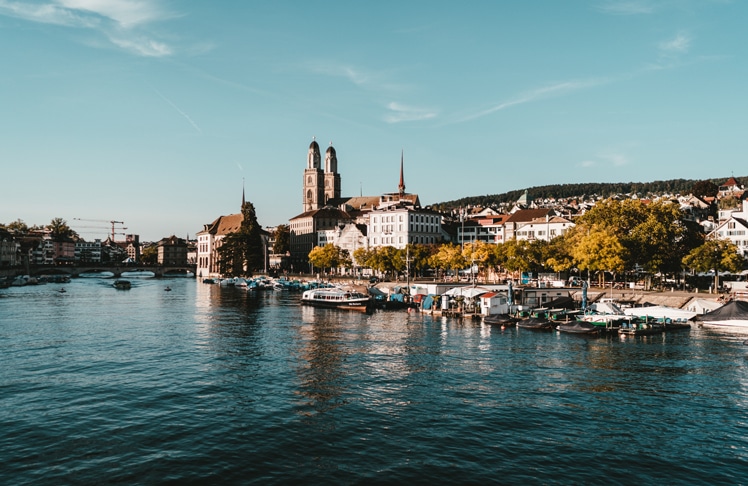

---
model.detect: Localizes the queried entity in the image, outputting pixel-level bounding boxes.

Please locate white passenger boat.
[301,288,373,312]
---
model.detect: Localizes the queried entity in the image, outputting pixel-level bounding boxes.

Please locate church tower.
[324,143,341,205]
[303,139,325,211]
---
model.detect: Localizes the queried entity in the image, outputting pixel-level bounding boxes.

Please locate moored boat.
[301,288,373,312]
[483,314,518,326]
[517,317,553,330]
[695,300,748,329]
[618,318,665,336]
[113,279,132,290]
[556,321,599,335]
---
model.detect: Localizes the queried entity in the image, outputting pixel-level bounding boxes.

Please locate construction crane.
[73,218,126,241]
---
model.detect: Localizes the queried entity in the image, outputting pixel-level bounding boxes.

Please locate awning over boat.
[695,300,748,322]
[444,287,489,298]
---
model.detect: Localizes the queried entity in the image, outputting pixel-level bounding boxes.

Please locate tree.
[217,201,264,277]
[500,239,535,279]
[7,219,28,234]
[141,245,158,265]
[369,246,405,278]
[405,243,436,278]
[571,229,627,285]
[683,239,744,291]
[574,198,693,276]
[463,241,494,282]
[47,217,78,241]
[545,231,576,273]
[430,243,466,279]
[353,247,375,270]
[691,180,719,199]
[272,225,290,255]
[308,244,333,272]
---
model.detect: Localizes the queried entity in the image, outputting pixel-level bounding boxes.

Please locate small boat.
[301,288,373,312]
[113,280,132,290]
[164,286,172,292]
[483,314,518,326]
[556,321,599,335]
[618,318,665,336]
[663,319,691,331]
[517,317,553,330]
[58,288,67,293]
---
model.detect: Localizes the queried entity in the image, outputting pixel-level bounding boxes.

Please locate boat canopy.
[695,300,748,322]
[444,287,488,298]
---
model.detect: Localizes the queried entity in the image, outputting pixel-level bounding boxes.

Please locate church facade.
[289,139,442,270]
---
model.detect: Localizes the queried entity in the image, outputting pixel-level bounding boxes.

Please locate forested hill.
[432,176,745,211]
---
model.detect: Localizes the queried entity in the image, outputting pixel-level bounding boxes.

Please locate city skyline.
[2,1,747,241]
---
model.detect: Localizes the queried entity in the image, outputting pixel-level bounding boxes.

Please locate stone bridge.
[3,264,196,279]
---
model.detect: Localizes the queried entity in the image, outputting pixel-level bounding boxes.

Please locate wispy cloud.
[304,60,409,93]
[456,78,608,123]
[659,32,691,54]
[579,151,630,168]
[153,88,202,133]
[0,0,177,57]
[384,102,437,124]
[594,0,656,15]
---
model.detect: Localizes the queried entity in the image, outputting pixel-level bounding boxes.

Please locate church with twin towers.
[289,138,444,270]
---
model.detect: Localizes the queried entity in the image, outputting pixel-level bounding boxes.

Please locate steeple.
[398,150,406,197]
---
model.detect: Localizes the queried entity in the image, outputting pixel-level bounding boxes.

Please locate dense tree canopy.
[683,239,744,290]
[272,225,290,255]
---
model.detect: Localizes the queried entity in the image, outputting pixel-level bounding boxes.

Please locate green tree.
[575,198,692,275]
[7,219,28,233]
[47,217,78,241]
[463,241,494,282]
[501,239,537,278]
[683,239,744,291]
[571,229,627,285]
[308,244,338,272]
[691,180,719,198]
[140,245,158,265]
[217,201,264,277]
[545,231,576,273]
[430,243,466,279]
[405,243,435,278]
[353,247,375,270]
[272,225,290,255]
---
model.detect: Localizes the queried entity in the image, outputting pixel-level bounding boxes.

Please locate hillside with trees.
[432,176,745,211]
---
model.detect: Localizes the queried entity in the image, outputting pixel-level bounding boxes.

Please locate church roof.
[201,213,243,236]
[289,206,352,221]
[505,208,553,223]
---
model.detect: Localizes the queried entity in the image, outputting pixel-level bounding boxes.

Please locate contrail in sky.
[153,88,202,133]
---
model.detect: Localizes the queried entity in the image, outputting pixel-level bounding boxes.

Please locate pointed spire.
[242,178,246,207]
[398,150,406,197]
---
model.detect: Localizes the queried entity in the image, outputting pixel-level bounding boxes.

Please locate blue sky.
[1,0,745,241]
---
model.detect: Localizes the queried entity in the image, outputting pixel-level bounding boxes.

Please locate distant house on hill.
[718,177,744,199]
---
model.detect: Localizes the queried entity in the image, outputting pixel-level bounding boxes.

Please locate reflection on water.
[4,281,748,483]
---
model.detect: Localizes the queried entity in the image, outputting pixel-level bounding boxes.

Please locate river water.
[2,278,748,485]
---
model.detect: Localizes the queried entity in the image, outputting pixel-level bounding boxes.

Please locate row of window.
[370,236,437,245]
